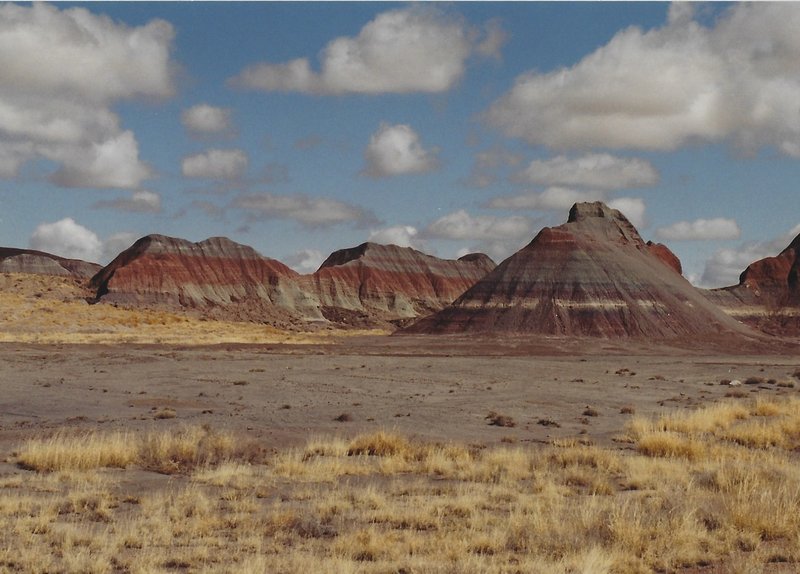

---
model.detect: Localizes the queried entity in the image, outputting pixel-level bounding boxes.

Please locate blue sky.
[1,2,800,286]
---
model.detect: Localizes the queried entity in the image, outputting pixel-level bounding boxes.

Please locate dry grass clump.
[16,425,262,475]
[5,397,800,572]
[16,431,138,472]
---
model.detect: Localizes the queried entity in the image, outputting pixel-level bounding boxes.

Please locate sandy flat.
[1,336,798,457]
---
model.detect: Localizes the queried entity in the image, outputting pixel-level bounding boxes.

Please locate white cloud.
[182,149,248,180]
[516,154,658,190]
[230,6,486,95]
[699,223,800,287]
[489,187,607,211]
[285,249,325,274]
[181,104,233,135]
[0,3,174,187]
[368,225,419,248]
[656,218,741,241]
[29,217,103,262]
[49,131,151,189]
[93,190,161,213]
[476,18,508,61]
[425,209,532,241]
[607,197,647,229]
[363,123,439,178]
[486,3,800,156]
[233,193,376,228]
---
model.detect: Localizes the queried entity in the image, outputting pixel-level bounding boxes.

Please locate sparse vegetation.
[4,397,798,572]
[485,411,516,427]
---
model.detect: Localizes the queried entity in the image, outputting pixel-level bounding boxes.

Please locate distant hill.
[87,234,494,329]
[707,231,800,335]
[302,242,494,327]
[0,247,100,279]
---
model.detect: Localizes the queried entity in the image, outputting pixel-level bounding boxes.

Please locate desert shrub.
[486,411,516,427]
[153,408,177,420]
[347,431,414,458]
[745,376,766,385]
[16,431,137,472]
[636,432,705,460]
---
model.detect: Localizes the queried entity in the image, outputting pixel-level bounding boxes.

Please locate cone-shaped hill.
[404,202,756,339]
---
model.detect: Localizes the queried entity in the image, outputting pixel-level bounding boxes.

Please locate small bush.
[744,376,766,386]
[583,407,600,417]
[153,408,177,420]
[620,406,636,415]
[347,431,413,457]
[486,411,516,427]
[537,418,560,427]
[333,413,353,422]
[637,432,705,460]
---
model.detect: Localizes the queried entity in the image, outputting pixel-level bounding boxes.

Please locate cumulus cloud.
[29,217,103,262]
[230,6,498,95]
[362,123,439,178]
[656,218,741,241]
[516,154,658,190]
[233,192,376,228]
[368,225,419,248]
[181,104,233,135]
[0,3,174,187]
[486,3,800,156]
[488,187,607,211]
[424,209,532,241]
[699,223,800,287]
[182,149,248,180]
[93,190,161,213]
[284,249,325,274]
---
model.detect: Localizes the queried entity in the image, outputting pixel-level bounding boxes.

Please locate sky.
[2,1,800,287]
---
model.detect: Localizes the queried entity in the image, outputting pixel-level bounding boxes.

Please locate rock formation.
[89,235,493,328]
[0,247,100,278]
[90,235,321,325]
[303,242,495,325]
[405,202,755,339]
[708,231,800,334]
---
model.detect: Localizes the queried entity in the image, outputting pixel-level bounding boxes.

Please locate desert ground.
[2,274,800,573]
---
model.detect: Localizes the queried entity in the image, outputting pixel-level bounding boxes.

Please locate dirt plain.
[2,335,799,454]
